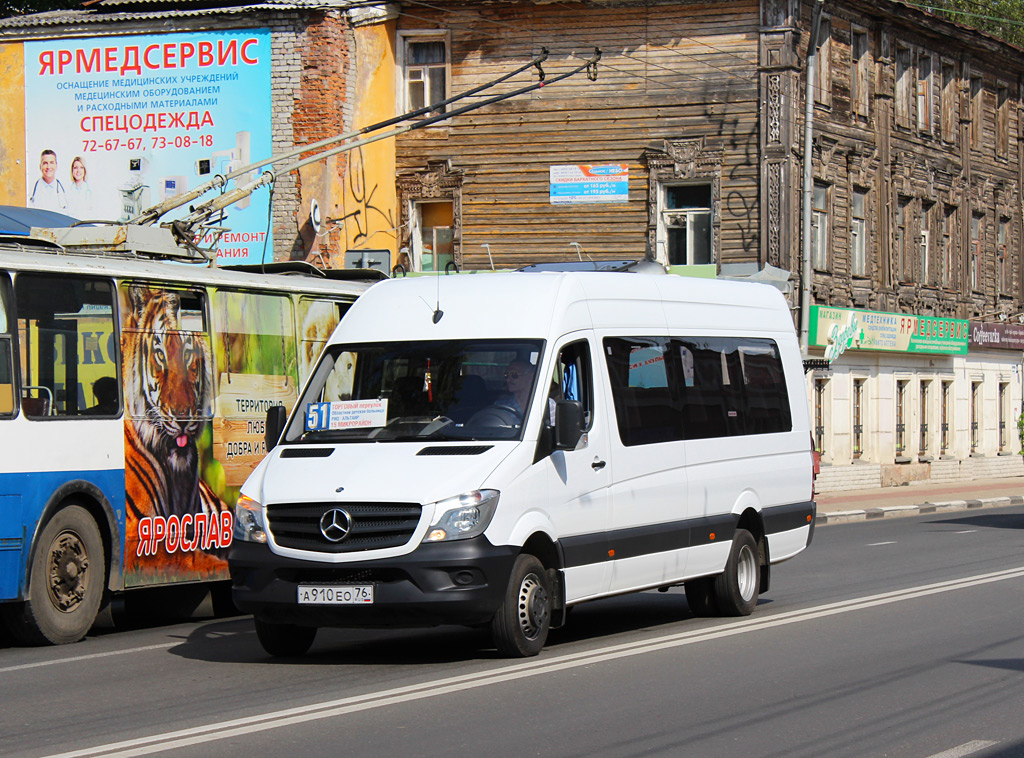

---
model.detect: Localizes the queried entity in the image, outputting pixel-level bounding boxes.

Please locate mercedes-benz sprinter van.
[229,271,816,657]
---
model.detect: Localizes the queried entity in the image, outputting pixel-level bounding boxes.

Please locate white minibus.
[230,270,816,657]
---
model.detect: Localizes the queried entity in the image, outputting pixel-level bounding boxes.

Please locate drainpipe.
[800,0,826,357]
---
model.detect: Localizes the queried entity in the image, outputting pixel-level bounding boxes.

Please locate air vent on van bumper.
[265,502,422,553]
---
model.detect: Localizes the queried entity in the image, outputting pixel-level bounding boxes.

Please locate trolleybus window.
[16,274,117,418]
[0,276,13,415]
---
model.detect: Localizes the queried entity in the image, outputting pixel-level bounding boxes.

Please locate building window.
[917,53,933,133]
[970,75,984,149]
[997,83,1009,156]
[919,380,930,458]
[814,17,831,106]
[940,379,952,456]
[971,213,984,291]
[851,189,867,277]
[812,183,830,270]
[999,217,1010,294]
[400,33,449,115]
[658,184,713,266]
[999,381,1008,452]
[896,379,908,457]
[852,28,870,117]
[853,377,865,458]
[896,196,911,282]
[941,61,957,143]
[920,203,932,285]
[814,377,827,457]
[942,204,957,289]
[970,380,982,453]
[896,45,912,128]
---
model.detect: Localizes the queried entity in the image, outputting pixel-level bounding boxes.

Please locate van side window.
[552,340,593,429]
[603,337,683,446]
[674,337,791,439]
[16,274,118,418]
[604,336,792,446]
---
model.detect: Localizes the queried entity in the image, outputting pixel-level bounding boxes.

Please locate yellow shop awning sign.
[810,306,968,361]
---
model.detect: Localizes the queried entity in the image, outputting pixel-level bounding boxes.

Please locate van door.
[540,337,613,603]
[602,336,690,593]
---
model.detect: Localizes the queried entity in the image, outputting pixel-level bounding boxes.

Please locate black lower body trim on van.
[229,537,518,629]
[560,500,816,568]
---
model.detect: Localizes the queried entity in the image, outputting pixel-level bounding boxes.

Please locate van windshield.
[286,339,543,443]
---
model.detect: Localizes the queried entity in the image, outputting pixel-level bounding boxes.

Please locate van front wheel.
[713,529,760,616]
[491,554,551,658]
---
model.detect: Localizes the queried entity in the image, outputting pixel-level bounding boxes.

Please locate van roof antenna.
[570,241,584,261]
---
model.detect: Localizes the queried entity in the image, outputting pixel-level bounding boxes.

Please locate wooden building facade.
[392,0,1024,488]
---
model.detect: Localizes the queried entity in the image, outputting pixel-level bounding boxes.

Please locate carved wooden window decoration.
[396,160,464,272]
[920,202,933,285]
[998,217,1010,294]
[642,140,722,268]
[896,196,911,282]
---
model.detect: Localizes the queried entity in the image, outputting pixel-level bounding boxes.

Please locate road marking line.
[925,739,998,758]
[955,530,979,534]
[0,643,176,674]
[867,541,897,546]
[38,565,1024,758]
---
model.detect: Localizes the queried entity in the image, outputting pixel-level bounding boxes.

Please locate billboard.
[549,164,629,204]
[23,30,272,264]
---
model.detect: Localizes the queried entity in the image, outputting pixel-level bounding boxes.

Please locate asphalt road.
[2,506,1023,758]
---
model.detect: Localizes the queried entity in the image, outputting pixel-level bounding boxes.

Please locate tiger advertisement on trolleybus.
[0,237,373,644]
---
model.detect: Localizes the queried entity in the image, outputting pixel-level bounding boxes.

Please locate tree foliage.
[1,0,82,21]
[913,0,1024,47]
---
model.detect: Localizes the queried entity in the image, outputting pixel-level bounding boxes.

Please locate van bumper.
[228,537,518,629]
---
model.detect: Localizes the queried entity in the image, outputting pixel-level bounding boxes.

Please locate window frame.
[397,30,451,118]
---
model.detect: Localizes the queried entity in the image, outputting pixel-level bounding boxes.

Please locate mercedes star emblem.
[319,508,353,543]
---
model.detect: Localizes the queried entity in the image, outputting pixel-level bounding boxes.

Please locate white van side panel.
[766,525,812,562]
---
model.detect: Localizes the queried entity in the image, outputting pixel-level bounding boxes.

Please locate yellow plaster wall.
[331,21,398,266]
[0,43,26,204]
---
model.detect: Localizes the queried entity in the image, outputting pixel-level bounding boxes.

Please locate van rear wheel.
[254,617,317,657]
[713,528,760,616]
[3,505,105,645]
[491,554,551,658]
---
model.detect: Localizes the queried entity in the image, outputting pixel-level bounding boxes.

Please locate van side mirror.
[265,405,288,452]
[554,400,585,450]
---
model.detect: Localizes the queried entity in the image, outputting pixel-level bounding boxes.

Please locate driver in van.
[494,359,535,421]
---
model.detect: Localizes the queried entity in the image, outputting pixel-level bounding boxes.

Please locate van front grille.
[266,501,422,553]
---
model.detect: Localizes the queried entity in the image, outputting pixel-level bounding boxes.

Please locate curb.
[816,494,1024,525]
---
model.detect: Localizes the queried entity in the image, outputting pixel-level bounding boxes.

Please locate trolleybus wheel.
[4,505,105,645]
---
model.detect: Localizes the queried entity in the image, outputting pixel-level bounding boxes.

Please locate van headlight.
[234,493,267,544]
[423,490,499,543]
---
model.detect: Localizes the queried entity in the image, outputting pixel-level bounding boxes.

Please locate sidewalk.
[814,474,1024,525]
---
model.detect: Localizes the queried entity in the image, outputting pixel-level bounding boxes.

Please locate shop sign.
[809,305,968,361]
[968,320,1024,351]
